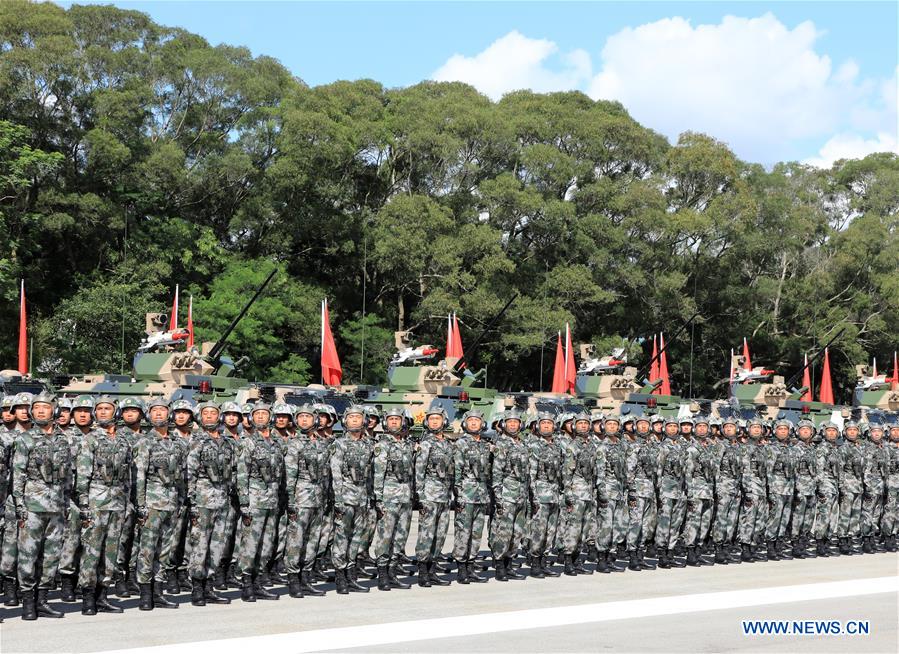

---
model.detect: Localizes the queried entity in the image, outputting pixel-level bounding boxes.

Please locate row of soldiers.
[1,391,897,620]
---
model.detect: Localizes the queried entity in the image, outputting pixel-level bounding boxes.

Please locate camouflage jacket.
[886,442,899,490]
[284,435,329,509]
[528,436,562,504]
[685,440,715,500]
[237,433,284,511]
[815,441,842,495]
[599,438,628,501]
[562,436,599,503]
[453,435,491,504]
[656,439,687,500]
[135,430,185,511]
[76,428,132,512]
[373,436,413,505]
[329,435,373,507]
[12,426,72,513]
[792,441,819,496]
[740,442,768,497]
[118,424,145,504]
[715,441,744,494]
[765,441,796,496]
[0,426,16,506]
[491,435,529,504]
[838,442,865,494]
[187,432,234,510]
[626,437,658,499]
[862,441,888,493]
[413,435,454,503]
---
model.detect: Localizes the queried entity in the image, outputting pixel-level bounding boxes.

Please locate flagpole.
[321,299,325,385]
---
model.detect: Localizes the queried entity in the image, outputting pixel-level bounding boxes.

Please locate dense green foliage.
[1,2,897,400]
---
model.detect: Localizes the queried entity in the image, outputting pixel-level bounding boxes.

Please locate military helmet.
[119,396,144,411]
[650,414,665,425]
[423,406,449,432]
[94,394,117,409]
[71,395,96,411]
[572,411,592,433]
[146,397,169,411]
[774,418,793,430]
[55,397,73,417]
[342,405,367,432]
[622,415,635,427]
[28,391,56,425]
[796,419,815,431]
[12,391,34,408]
[604,414,621,425]
[272,402,294,419]
[720,415,738,427]
[535,410,556,427]
[678,415,695,425]
[499,407,525,435]
[820,420,839,434]
[363,406,381,424]
[1,395,14,410]
[195,400,220,413]
[220,401,242,415]
[693,415,710,426]
[382,406,406,434]
[170,399,195,416]
[709,416,721,427]
[460,408,485,434]
[251,401,272,417]
[664,417,679,427]
[294,403,318,417]
[842,419,860,434]
[402,408,414,428]
[241,403,254,415]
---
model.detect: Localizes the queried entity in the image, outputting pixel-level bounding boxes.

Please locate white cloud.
[803,132,898,168]
[431,31,591,100]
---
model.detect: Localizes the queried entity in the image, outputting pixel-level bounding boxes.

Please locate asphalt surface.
[1,549,896,654]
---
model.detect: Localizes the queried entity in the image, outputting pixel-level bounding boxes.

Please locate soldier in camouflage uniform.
[134,398,184,610]
[860,423,888,553]
[654,418,687,569]
[764,419,795,560]
[267,403,294,585]
[712,417,743,563]
[166,399,196,593]
[0,396,15,604]
[12,393,71,620]
[881,422,899,551]
[451,409,491,585]
[595,415,627,572]
[114,397,146,598]
[284,404,328,598]
[371,407,413,591]
[215,402,244,591]
[560,413,600,575]
[1,392,32,607]
[625,416,658,571]
[527,413,562,579]
[682,416,715,566]
[330,405,374,594]
[489,409,530,581]
[814,422,842,556]
[77,396,131,615]
[837,420,865,555]
[186,401,233,606]
[236,402,283,601]
[414,408,456,583]
[357,407,382,574]
[737,418,768,562]
[312,404,338,581]
[790,419,819,558]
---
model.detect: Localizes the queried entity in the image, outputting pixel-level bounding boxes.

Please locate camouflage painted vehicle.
[0,370,49,397]
[853,364,899,413]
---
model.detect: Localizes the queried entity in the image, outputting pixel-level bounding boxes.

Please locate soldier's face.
[680,424,693,435]
[889,428,899,442]
[604,421,619,435]
[223,413,240,427]
[200,408,220,425]
[870,429,884,443]
[749,425,763,438]
[574,420,590,435]
[464,417,482,433]
[591,421,603,433]
[845,428,859,440]
[121,408,141,425]
[242,415,252,428]
[386,416,404,432]
[624,423,634,433]
[695,424,709,437]
[274,415,291,429]
[1,408,13,423]
[297,413,316,430]
[798,426,813,441]
[73,408,93,426]
[775,426,790,440]
[367,417,378,429]
[32,402,53,423]
[253,410,271,428]
[652,423,663,434]
[824,428,838,441]
[538,419,554,435]
[319,414,330,427]
[723,424,737,437]
[15,406,30,422]
[636,421,650,435]
[149,406,169,425]
[504,418,521,435]
[174,410,192,427]
[95,403,115,422]
[665,424,678,437]
[56,409,71,426]
[346,413,365,430]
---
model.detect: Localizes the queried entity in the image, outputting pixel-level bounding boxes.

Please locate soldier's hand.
[15,506,27,528]
[816,491,826,502]
[287,505,298,522]
[239,506,252,526]
[418,504,429,518]
[742,497,753,509]
[189,507,200,527]
[136,506,149,526]
[80,510,93,528]
[597,498,609,510]
[494,502,505,517]
[686,500,696,512]
[333,502,347,516]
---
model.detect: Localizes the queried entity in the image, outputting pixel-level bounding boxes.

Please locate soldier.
[682,416,715,566]
[77,395,131,615]
[625,416,658,570]
[882,422,899,552]
[764,419,796,561]
[860,423,888,553]
[371,407,413,591]
[451,409,491,586]
[12,392,71,620]
[1,392,33,607]
[654,418,687,569]
[527,413,562,579]
[790,420,819,558]
[414,408,456,583]
[284,404,328,598]
[263,403,293,587]
[167,399,196,594]
[312,404,338,582]
[0,397,15,605]
[114,397,146,598]
[560,413,600,576]
[595,415,627,572]
[236,402,284,601]
[489,409,529,581]
[186,401,233,606]
[814,422,842,557]
[215,401,244,591]
[330,405,374,594]
[134,398,184,610]
[737,418,768,562]
[241,404,255,436]
[837,420,865,555]
[357,406,382,574]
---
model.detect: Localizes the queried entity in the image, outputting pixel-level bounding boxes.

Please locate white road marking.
[101,576,898,654]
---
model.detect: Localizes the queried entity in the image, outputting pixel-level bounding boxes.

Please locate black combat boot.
[594,552,611,573]
[213,563,228,590]
[388,563,411,589]
[226,563,241,588]
[4,576,20,606]
[607,550,625,571]
[300,571,325,596]
[627,550,642,571]
[862,536,874,554]
[530,555,545,578]
[493,557,508,582]
[165,569,180,594]
[839,537,851,555]
[417,562,431,587]
[126,571,140,594]
[311,556,329,582]
[345,566,369,593]
[377,566,391,591]
[60,574,77,602]
[35,588,63,618]
[574,553,592,575]
[740,543,754,562]
[21,589,37,621]
[177,569,191,590]
[505,556,526,580]
[668,548,686,567]
[456,561,470,584]
[254,575,279,599]
[645,543,658,559]
[541,555,560,577]
[204,578,230,604]
[657,548,672,569]
[139,583,154,611]
[563,553,577,576]
[886,535,898,552]
[190,581,206,606]
[637,549,656,570]
[468,559,488,583]
[793,538,806,559]
[81,587,97,615]
[152,581,178,609]
[241,574,256,602]
[335,569,349,595]
[714,544,728,564]
[96,586,124,613]
[686,545,701,567]
[766,540,780,561]
[428,561,450,586]
[287,573,303,598]
[114,574,131,598]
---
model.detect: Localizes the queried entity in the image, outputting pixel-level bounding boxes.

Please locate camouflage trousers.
[394,504,412,560]
[838,491,862,538]
[626,496,657,550]
[712,489,740,545]
[58,500,81,575]
[285,506,324,573]
[561,499,595,555]
[737,494,767,545]
[682,497,714,546]
[861,489,885,537]
[814,492,840,540]
[187,506,227,581]
[78,509,124,588]
[359,505,377,555]
[373,502,411,566]
[765,494,793,541]
[881,488,899,536]
[116,503,138,577]
[237,508,277,577]
[596,498,628,551]
[332,504,368,571]
[272,510,287,567]
[489,500,527,559]
[135,508,178,585]
[452,502,486,562]
[1,497,19,578]
[17,510,63,591]
[414,501,450,563]
[169,506,190,572]
[319,506,334,553]
[655,497,686,549]
[528,502,559,557]
[790,494,817,539]
[220,501,240,569]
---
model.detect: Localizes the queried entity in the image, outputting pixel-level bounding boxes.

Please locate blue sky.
[61,1,898,165]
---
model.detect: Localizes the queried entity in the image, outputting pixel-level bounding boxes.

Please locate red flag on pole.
[564,323,576,395]
[742,337,752,371]
[551,332,566,393]
[658,332,671,395]
[800,353,812,401]
[818,347,834,404]
[445,314,453,358]
[891,351,898,392]
[18,280,27,375]
[872,357,877,378]
[169,284,179,331]
[321,299,342,386]
[451,312,464,359]
[649,334,660,383]
[186,295,195,348]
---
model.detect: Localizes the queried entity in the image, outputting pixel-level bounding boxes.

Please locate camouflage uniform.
[372,429,413,589]
[738,436,768,558]
[814,428,843,553]
[489,426,529,578]
[881,431,899,550]
[837,432,865,547]
[113,398,146,594]
[560,423,599,573]
[527,428,562,575]
[682,436,715,564]
[654,428,688,558]
[712,435,743,556]
[626,430,659,565]
[764,426,796,558]
[790,428,819,556]
[596,433,628,561]
[0,413,20,598]
[57,422,86,584]
[452,432,491,569]
[860,429,888,550]
[413,432,454,568]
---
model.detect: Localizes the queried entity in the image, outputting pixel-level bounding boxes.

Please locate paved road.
[1,551,895,654]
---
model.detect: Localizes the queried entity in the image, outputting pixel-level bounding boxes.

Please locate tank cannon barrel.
[636,312,699,383]
[206,268,278,368]
[450,293,518,376]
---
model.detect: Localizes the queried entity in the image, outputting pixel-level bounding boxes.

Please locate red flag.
[742,337,752,371]
[18,280,27,375]
[818,347,834,404]
[451,312,464,359]
[658,332,671,395]
[564,323,576,395]
[321,299,342,386]
[891,351,898,392]
[800,353,812,401]
[550,331,566,393]
[186,295,195,348]
[728,347,734,384]
[445,314,454,358]
[872,357,877,378]
[169,284,179,331]
[649,334,659,383]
